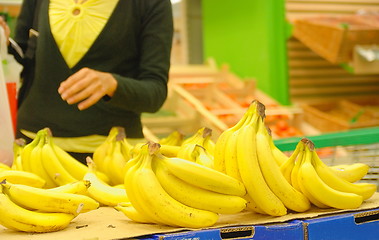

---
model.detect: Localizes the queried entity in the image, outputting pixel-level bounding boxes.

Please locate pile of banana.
[0,179,99,233]
[0,98,376,233]
[117,141,247,228]
[213,100,376,216]
[284,138,377,209]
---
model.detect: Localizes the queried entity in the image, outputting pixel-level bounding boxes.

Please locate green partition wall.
[202,0,291,105]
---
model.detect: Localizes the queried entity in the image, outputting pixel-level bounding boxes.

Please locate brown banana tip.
[148,141,161,155]
[203,127,213,138]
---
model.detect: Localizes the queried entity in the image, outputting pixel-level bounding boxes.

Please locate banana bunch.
[120,142,246,228]
[214,100,311,216]
[177,127,215,167]
[83,157,129,206]
[92,126,133,185]
[286,139,377,210]
[0,180,98,233]
[17,128,110,188]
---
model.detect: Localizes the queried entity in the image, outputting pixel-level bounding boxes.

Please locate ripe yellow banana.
[312,151,376,200]
[0,170,46,188]
[330,163,370,183]
[193,145,214,169]
[107,140,128,185]
[123,146,163,225]
[53,143,110,184]
[243,194,267,215]
[28,131,57,188]
[159,130,184,146]
[41,133,78,186]
[20,129,47,172]
[92,126,118,173]
[47,180,91,195]
[11,138,25,171]
[213,102,255,173]
[84,158,129,206]
[294,141,329,209]
[157,154,246,197]
[279,142,302,184]
[255,117,310,213]
[154,160,246,214]
[1,181,99,215]
[114,202,153,224]
[236,113,287,216]
[177,127,213,162]
[269,136,289,166]
[132,142,219,228]
[0,186,76,233]
[298,142,363,209]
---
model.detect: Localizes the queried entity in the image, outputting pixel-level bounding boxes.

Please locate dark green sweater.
[14,0,173,138]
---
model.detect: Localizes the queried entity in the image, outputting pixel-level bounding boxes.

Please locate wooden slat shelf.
[286,0,379,104]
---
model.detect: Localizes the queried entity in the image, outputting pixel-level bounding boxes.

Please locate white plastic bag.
[0,27,22,165]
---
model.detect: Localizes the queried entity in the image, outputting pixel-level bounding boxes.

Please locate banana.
[213,102,254,173]
[159,144,181,157]
[41,131,78,186]
[193,145,214,169]
[177,127,213,161]
[159,130,184,146]
[11,138,25,171]
[93,126,119,173]
[330,163,370,183]
[243,194,267,215]
[224,128,243,181]
[53,143,110,184]
[154,160,246,214]
[20,129,46,172]
[47,180,91,195]
[157,154,246,197]
[1,180,99,215]
[28,130,57,188]
[255,116,310,213]
[269,135,289,166]
[312,150,377,200]
[123,146,164,225]
[131,142,219,228]
[236,113,287,216]
[84,158,129,206]
[114,202,154,224]
[107,140,128,185]
[298,142,363,209]
[294,140,329,209]
[279,142,302,184]
[0,170,46,188]
[0,186,76,233]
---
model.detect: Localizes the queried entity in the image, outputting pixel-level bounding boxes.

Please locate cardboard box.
[303,208,379,240]
[143,220,304,240]
[293,15,379,64]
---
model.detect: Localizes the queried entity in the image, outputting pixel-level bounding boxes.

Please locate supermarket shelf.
[274,126,379,151]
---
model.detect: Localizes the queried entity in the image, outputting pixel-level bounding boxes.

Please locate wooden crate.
[293,15,379,64]
[302,100,379,132]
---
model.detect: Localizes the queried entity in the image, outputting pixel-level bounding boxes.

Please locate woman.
[2,0,173,163]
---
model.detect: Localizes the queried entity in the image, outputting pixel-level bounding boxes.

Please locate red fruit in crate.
[276,120,289,131]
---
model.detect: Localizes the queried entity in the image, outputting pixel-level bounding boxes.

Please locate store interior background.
[0,0,378,107]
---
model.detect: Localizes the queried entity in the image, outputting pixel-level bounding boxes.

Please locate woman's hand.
[0,16,10,45]
[58,67,117,110]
